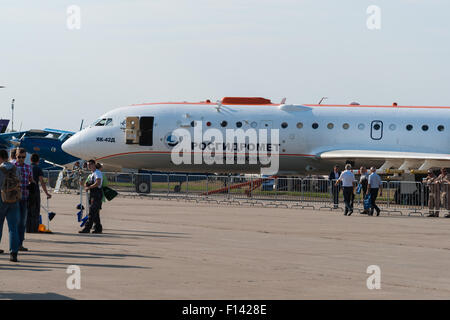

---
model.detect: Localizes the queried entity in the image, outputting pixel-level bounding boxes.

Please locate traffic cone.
[38,224,52,233]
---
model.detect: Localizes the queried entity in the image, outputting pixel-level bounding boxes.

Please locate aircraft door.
[370,120,383,140]
[125,117,140,144]
[125,116,154,146]
[139,117,154,146]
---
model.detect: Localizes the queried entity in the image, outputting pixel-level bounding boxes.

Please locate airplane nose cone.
[62,134,81,158]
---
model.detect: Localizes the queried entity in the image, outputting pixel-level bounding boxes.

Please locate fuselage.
[62,99,450,174]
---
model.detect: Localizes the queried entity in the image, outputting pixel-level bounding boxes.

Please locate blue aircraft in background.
[0,128,79,169]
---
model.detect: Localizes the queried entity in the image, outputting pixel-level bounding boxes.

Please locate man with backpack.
[0,149,21,262]
[14,148,35,251]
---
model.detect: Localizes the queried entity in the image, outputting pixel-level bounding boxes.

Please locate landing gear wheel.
[136,181,150,194]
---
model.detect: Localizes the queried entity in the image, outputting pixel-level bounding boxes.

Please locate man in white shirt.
[336,164,356,216]
[367,167,382,216]
[79,159,104,234]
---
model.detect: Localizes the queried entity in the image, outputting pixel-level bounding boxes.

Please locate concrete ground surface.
[1,193,450,300]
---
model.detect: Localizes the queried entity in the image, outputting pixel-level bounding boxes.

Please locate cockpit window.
[93,118,113,126]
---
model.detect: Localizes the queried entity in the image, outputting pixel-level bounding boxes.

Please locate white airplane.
[62,97,450,175]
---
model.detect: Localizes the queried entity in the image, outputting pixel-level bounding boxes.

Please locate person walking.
[423,170,440,217]
[359,167,369,214]
[329,165,341,209]
[336,164,356,216]
[79,159,103,234]
[0,149,21,262]
[14,148,35,251]
[27,153,52,232]
[367,167,382,216]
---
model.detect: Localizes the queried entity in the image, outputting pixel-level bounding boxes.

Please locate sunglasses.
[17,156,26,159]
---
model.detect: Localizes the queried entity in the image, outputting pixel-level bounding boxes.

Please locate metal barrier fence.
[43,170,445,215]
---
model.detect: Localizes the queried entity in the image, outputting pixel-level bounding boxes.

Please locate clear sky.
[0,0,449,131]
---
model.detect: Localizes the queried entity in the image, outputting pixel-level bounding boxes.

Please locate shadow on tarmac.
[0,249,155,270]
[1,227,185,272]
[0,292,74,300]
[33,231,191,240]
[0,263,54,271]
[26,250,160,260]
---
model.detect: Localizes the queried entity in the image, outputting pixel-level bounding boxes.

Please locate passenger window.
[296,122,303,129]
[281,122,288,128]
[327,123,334,129]
[438,125,445,132]
[406,124,413,131]
[312,123,319,129]
[343,123,350,130]
[422,125,429,131]
[358,123,365,130]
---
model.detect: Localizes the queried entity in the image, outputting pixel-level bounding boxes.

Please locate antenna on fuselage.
[79,119,84,131]
[318,97,328,105]
[11,99,15,132]
[215,100,222,112]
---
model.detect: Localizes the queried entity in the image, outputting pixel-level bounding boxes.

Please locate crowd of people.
[0,148,105,263]
[1,149,448,261]
[0,148,52,262]
[423,168,450,217]
[329,164,450,217]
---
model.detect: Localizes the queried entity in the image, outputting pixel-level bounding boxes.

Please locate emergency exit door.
[370,120,383,140]
[139,117,154,146]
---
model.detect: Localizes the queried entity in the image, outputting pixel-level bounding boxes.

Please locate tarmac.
[1,193,450,300]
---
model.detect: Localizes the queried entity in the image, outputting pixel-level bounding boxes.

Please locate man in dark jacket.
[329,165,341,209]
[27,154,52,233]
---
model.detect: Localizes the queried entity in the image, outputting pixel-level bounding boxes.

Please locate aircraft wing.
[0,131,28,148]
[43,128,75,135]
[318,150,450,161]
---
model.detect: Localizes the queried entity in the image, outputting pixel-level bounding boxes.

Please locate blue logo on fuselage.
[166,134,179,147]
